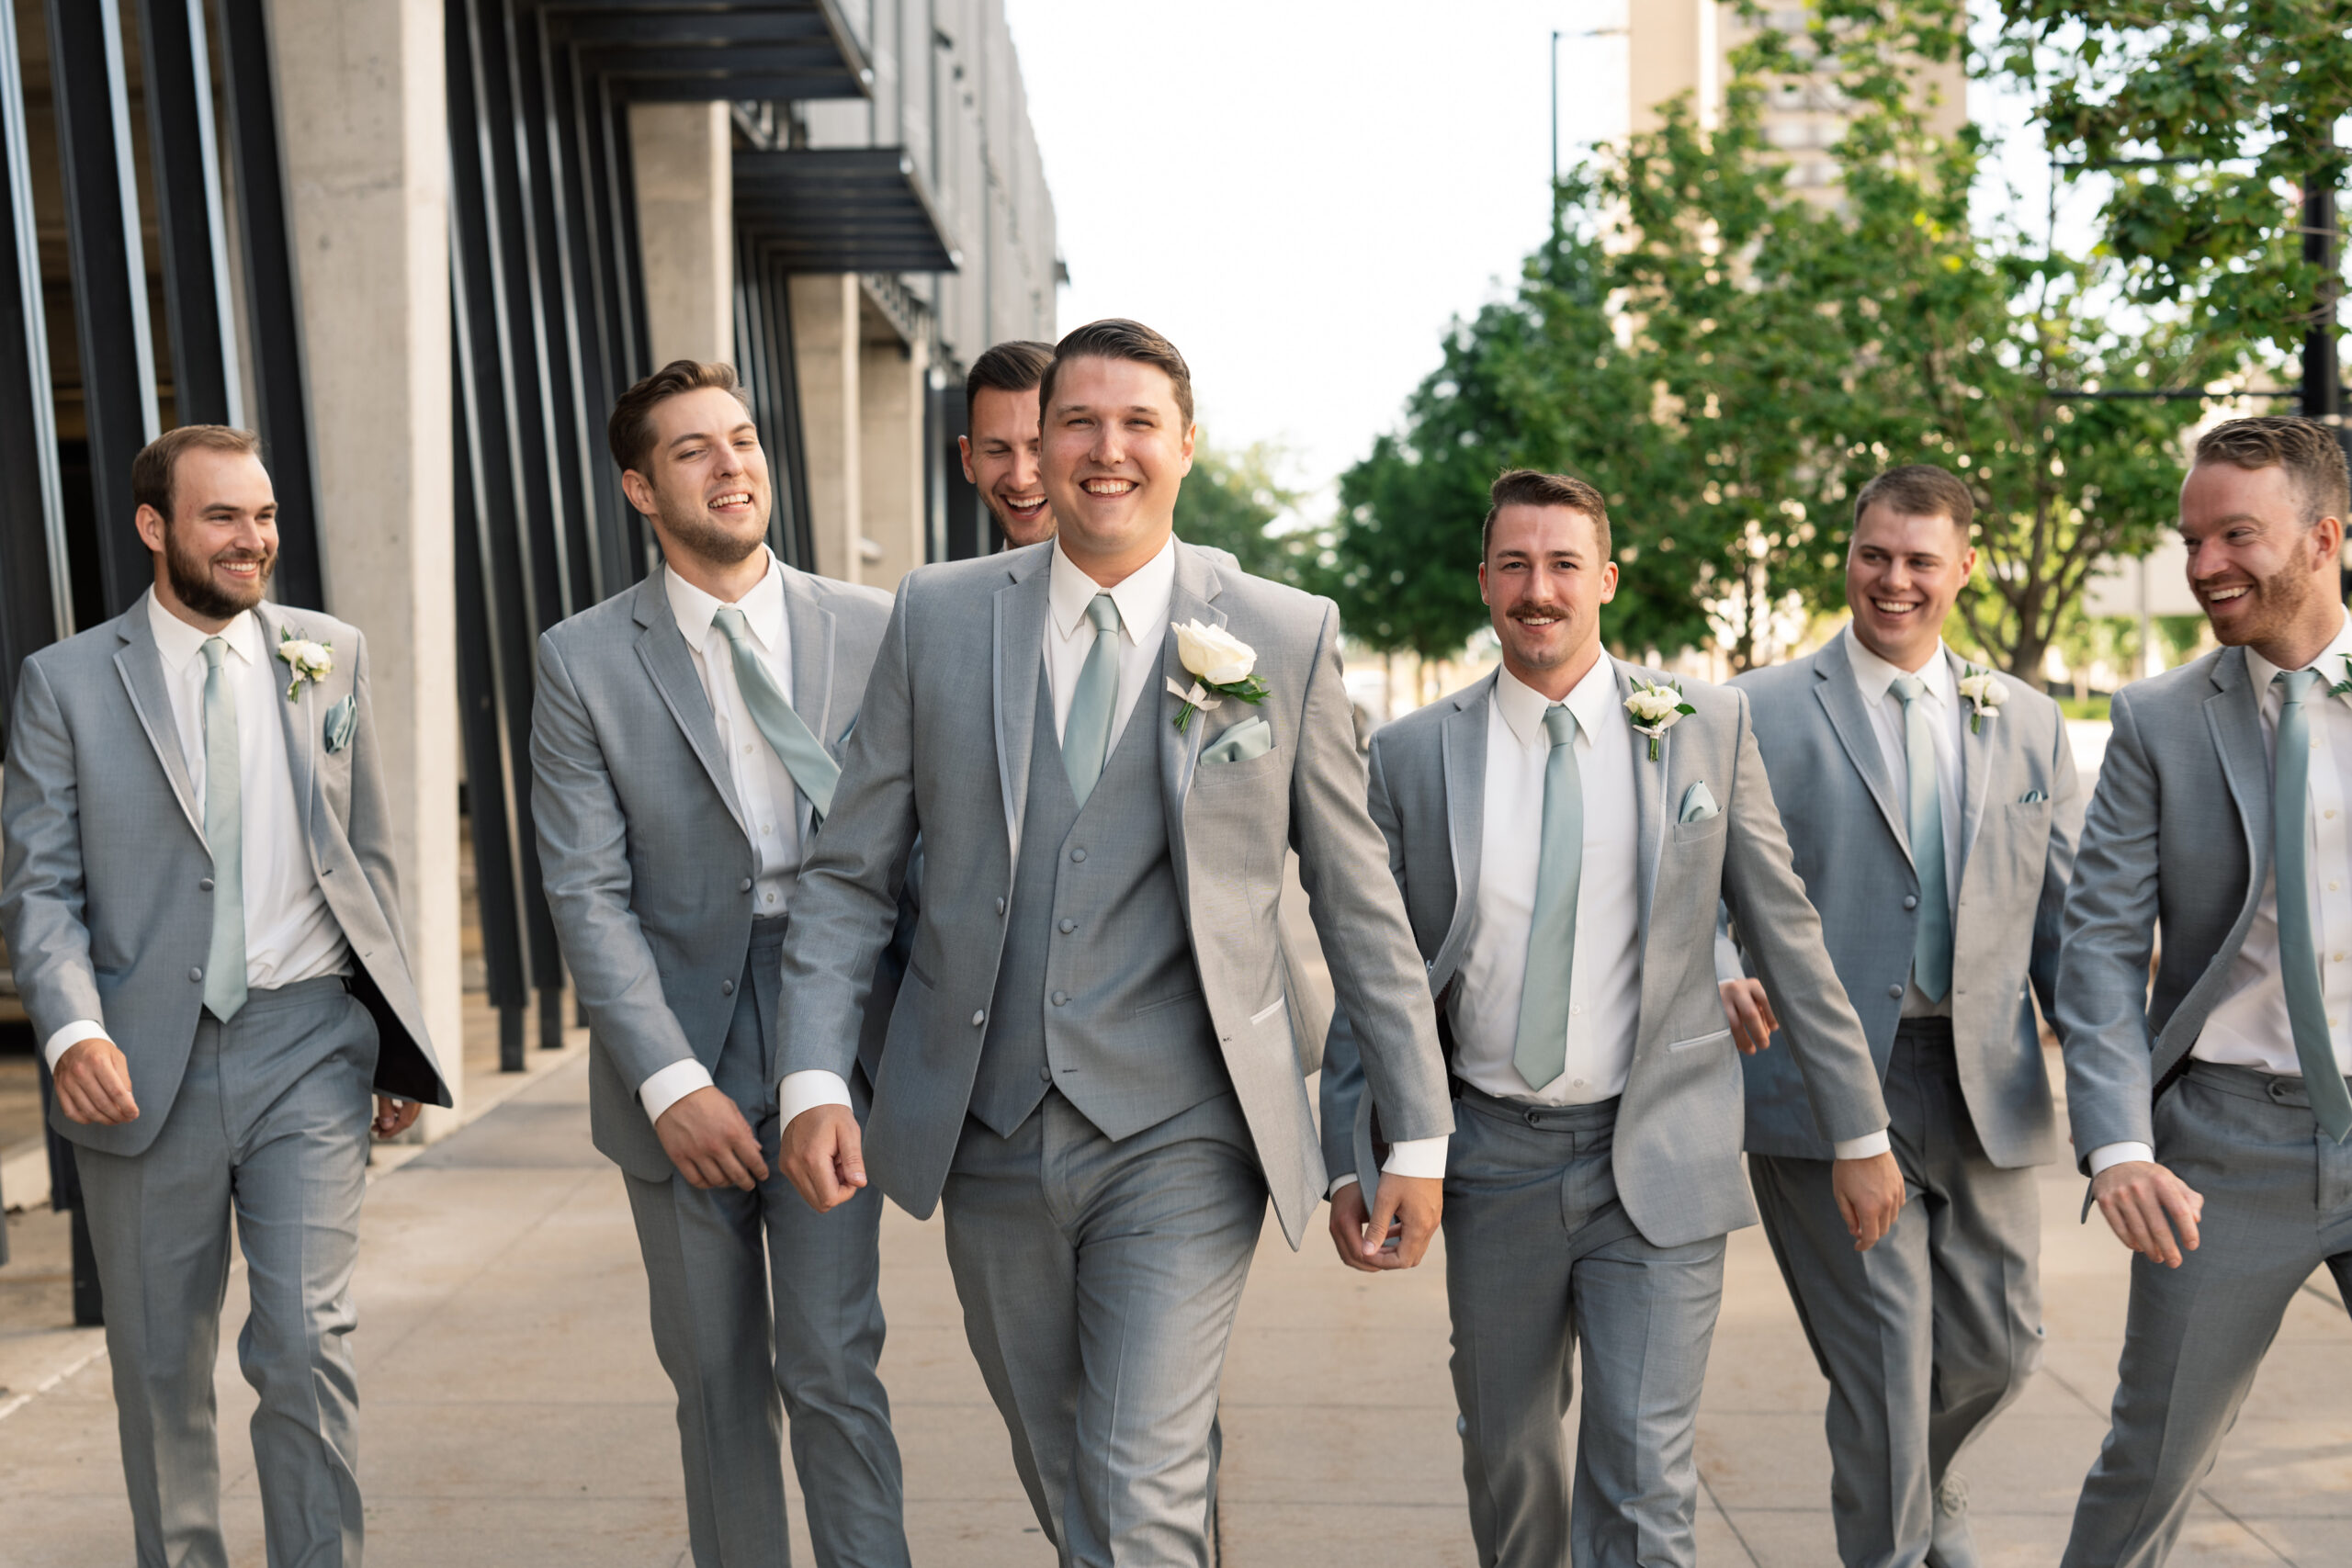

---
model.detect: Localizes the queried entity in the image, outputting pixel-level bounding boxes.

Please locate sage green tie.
[200,637,247,1021]
[711,605,838,819]
[2270,669,2352,1142]
[1512,704,1583,1092]
[1891,674,1952,1005]
[1063,593,1122,807]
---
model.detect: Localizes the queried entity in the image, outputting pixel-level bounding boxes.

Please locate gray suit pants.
[1443,1087,1726,1568]
[1749,1021,2044,1568]
[942,1088,1266,1568]
[2062,1062,2352,1568]
[74,976,378,1568]
[621,920,908,1568]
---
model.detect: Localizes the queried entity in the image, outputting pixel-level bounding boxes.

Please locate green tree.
[1170,436,1311,585]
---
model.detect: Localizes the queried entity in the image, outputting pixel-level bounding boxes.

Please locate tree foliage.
[1170,436,1313,584]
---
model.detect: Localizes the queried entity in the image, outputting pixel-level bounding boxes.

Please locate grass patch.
[2057,695,2111,722]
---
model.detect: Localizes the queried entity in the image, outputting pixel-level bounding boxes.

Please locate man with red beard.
[960,340,1057,546]
[2056,416,2352,1566]
[1,425,447,1565]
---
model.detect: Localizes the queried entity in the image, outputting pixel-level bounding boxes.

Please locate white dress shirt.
[639,550,811,1124]
[1842,627,1964,1019]
[2090,610,2352,1175]
[44,597,349,1069]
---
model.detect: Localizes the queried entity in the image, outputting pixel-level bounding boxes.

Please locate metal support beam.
[2303,154,2342,423]
[135,0,243,430]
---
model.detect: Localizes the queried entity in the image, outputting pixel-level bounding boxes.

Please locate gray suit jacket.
[775,539,1452,1247]
[1320,662,1890,1249]
[2,592,447,1155]
[2056,645,2288,1170]
[530,563,900,1182]
[1725,638,2079,1167]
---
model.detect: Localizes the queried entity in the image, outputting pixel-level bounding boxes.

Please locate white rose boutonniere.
[1167,619,1269,733]
[1957,665,2005,734]
[276,628,334,704]
[1623,677,1694,761]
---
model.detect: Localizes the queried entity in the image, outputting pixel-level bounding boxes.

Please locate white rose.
[1957,671,2003,707]
[1173,620,1257,687]
[1626,688,1682,725]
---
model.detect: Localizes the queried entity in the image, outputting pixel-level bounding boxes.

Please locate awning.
[536,1,874,102]
[732,148,962,274]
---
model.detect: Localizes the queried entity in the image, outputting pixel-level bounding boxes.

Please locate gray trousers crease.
[2062,1062,2352,1568]
[74,977,378,1568]
[940,1088,1266,1568]
[1443,1089,1726,1568]
[623,922,908,1568]
[1748,1021,2044,1568]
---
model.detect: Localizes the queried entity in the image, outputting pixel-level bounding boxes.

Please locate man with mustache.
[962,339,1057,546]
[774,319,1453,1566]
[1,425,447,1565]
[2055,416,2352,1567]
[1722,464,2081,1567]
[1322,468,1902,1567]
[531,361,910,1567]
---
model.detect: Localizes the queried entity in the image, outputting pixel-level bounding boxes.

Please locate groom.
[775,318,1453,1565]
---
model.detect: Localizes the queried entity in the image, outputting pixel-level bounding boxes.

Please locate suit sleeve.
[1317,730,1407,1183]
[2054,689,2163,1168]
[0,660,107,1040]
[1718,689,1890,1145]
[2029,708,2085,1029]
[775,580,922,1083]
[529,633,696,1090]
[343,632,415,965]
[1290,604,1451,1146]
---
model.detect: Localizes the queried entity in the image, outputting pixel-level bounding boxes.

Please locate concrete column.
[859,327,926,592]
[628,102,733,367]
[789,274,862,583]
[268,0,463,1134]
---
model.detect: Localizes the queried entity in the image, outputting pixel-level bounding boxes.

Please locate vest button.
[1051,990,1069,1006]
[199,877,215,893]
[1039,1063,1053,1081]
[721,979,735,996]
[1887,984,1904,999]
[995,897,1007,915]
[1058,919,1076,934]
[739,877,753,893]
[1903,895,1917,910]
[971,1010,987,1027]
[189,967,203,982]
[1069,848,1086,863]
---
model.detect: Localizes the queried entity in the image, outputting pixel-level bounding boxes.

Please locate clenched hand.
[52,1037,138,1125]
[656,1085,770,1190]
[1833,1150,1906,1250]
[779,1102,866,1212]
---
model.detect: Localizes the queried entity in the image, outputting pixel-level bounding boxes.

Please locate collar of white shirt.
[1843,624,1951,709]
[147,592,262,675]
[1493,653,1622,752]
[2244,607,2352,705]
[666,547,786,655]
[1048,533,1177,647]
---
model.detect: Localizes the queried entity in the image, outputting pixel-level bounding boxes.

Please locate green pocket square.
[2018,789,2046,804]
[1678,781,1718,822]
[1201,716,1273,765]
[324,694,358,754]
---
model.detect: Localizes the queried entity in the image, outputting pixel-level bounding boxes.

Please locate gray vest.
[968,673,1229,1140]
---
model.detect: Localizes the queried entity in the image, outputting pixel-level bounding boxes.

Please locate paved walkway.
[3,1044,2347,1566]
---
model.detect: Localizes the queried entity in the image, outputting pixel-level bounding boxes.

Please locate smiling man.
[1723,464,2079,1568]
[530,361,910,1568]
[960,339,1057,546]
[774,319,1452,1566]
[2053,417,2352,1567]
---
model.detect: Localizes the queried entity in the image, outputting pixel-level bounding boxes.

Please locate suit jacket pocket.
[1193,742,1283,787]
[1667,1026,1732,1054]
[1669,812,1728,845]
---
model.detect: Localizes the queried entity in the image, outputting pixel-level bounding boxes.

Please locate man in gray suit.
[1723,464,2080,1568]
[2,424,447,1567]
[530,360,909,1568]
[1322,469,1904,1568]
[2055,416,2352,1567]
[774,319,1453,1567]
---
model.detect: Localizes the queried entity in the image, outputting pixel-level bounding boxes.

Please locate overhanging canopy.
[732,148,962,274]
[537,1,874,101]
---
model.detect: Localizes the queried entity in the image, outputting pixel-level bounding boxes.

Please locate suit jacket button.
[189,967,203,982]
[1903,895,1917,910]
[199,877,215,893]
[1887,984,1904,999]
[740,877,753,893]
[1058,919,1076,934]
[1051,990,1069,1006]
[1069,848,1086,863]
[1039,1063,1053,1081]
[996,897,1007,915]
[971,1010,987,1027]
[721,979,735,996]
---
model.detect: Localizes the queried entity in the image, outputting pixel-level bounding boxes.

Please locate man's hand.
[373,1095,422,1139]
[53,1037,138,1125]
[1716,978,1779,1055]
[655,1086,770,1191]
[779,1103,866,1213]
[1357,1173,1442,1270]
[1832,1150,1906,1251]
[2089,1159,2203,1267]
[1327,1180,1388,1274]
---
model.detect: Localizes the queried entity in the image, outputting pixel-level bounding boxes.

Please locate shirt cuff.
[1328,1172,1359,1196]
[42,1019,109,1072]
[1380,1134,1450,1180]
[777,1069,854,1126]
[1832,1131,1892,1160]
[2087,1141,2154,1176]
[638,1059,715,1125]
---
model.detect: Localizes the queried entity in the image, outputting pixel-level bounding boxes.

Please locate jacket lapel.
[1430,672,1494,981]
[111,593,205,842]
[1162,545,1219,867]
[631,568,748,836]
[254,604,320,839]
[992,551,1051,857]
[779,566,835,840]
[1814,634,1912,865]
[1615,659,1668,944]
[2205,647,2271,887]
[1950,646,1996,874]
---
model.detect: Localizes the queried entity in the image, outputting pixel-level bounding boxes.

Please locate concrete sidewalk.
[3,1048,2347,1566]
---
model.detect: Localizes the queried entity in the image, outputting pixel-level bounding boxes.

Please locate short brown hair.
[1038,319,1194,430]
[2193,415,2352,526]
[1852,463,1975,536]
[1481,468,1611,561]
[966,340,1053,418]
[131,425,263,522]
[607,359,753,476]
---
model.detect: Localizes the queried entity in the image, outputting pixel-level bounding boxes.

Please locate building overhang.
[733,149,962,274]
[536,1,875,102]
